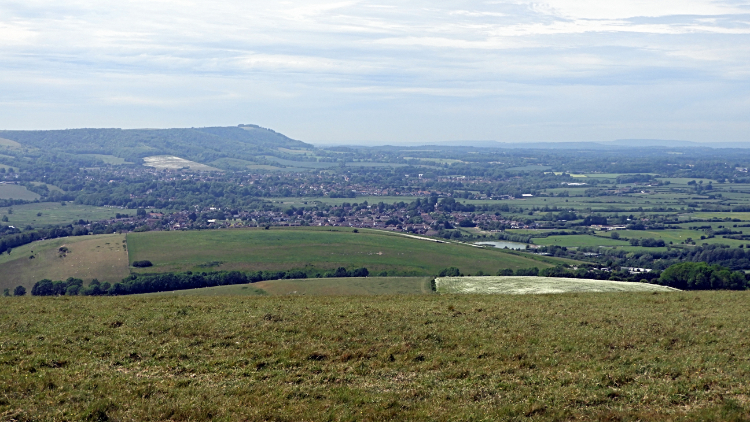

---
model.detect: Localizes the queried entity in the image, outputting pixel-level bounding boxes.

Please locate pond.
[474,241,529,250]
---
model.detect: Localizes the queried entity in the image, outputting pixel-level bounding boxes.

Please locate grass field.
[77,154,133,165]
[0,184,39,201]
[126,227,562,275]
[0,234,130,291]
[436,276,677,294]
[0,202,121,227]
[145,277,433,297]
[3,292,749,420]
[532,234,630,247]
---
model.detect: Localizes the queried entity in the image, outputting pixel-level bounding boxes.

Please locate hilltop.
[0,124,313,169]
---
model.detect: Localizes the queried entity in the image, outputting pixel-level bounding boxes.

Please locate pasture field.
[252,276,432,296]
[0,234,130,291]
[144,277,432,297]
[691,212,750,221]
[77,154,132,165]
[3,292,749,420]
[532,234,630,247]
[0,202,121,227]
[0,184,39,201]
[209,158,284,171]
[126,227,563,275]
[436,276,677,294]
[0,137,22,149]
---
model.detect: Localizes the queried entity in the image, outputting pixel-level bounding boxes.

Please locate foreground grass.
[2,293,750,421]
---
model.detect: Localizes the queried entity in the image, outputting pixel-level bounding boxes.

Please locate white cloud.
[0,0,748,142]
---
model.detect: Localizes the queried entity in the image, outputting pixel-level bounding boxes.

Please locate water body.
[475,241,529,250]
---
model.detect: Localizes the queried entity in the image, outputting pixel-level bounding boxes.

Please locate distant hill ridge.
[0,125,313,165]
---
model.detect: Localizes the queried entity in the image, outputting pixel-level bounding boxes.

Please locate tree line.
[28,267,370,296]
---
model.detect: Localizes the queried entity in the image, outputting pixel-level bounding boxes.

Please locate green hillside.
[0,234,130,291]
[126,227,565,276]
[0,125,313,167]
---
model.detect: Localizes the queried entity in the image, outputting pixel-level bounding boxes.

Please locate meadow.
[126,227,564,276]
[0,234,130,291]
[0,184,39,201]
[2,292,749,420]
[0,202,121,228]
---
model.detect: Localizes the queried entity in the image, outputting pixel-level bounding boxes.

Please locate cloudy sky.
[1,0,749,143]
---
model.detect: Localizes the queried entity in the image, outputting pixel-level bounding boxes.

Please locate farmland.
[126,227,564,276]
[0,202,122,228]
[0,184,39,201]
[0,234,130,291]
[436,276,677,294]
[3,292,749,420]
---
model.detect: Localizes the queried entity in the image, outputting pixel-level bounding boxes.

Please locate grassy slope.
[143,277,432,297]
[2,292,749,420]
[436,276,677,294]
[126,227,563,275]
[253,276,432,296]
[0,234,130,290]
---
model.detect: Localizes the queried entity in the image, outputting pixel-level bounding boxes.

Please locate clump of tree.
[658,262,747,290]
[32,278,88,296]
[437,267,461,277]
[132,260,153,268]
[324,267,369,278]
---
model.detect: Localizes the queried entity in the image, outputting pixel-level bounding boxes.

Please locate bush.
[132,260,153,268]
[496,269,514,276]
[515,267,539,277]
[13,286,26,296]
[438,267,461,277]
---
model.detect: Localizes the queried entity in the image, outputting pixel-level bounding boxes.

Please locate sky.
[1,0,749,144]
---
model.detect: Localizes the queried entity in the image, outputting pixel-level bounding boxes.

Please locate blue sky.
[1,0,749,144]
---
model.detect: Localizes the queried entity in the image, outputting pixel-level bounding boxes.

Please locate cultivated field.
[143,156,221,172]
[436,276,677,295]
[126,227,564,275]
[3,292,749,420]
[0,234,130,291]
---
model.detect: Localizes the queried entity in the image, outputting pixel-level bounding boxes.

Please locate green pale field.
[145,277,432,297]
[532,234,630,247]
[436,276,677,294]
[0,184,39,201]
[3,292,749,420]
[0,234,130,291]
[0,202,122,227]
[78,154,133,165]
[127,227,562,275]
